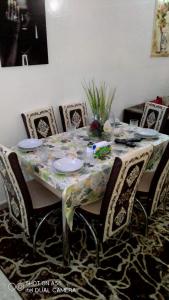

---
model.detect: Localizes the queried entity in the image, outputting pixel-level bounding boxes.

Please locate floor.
[0,204,169,300]
[0,270,21,300]
[0,202,21,300]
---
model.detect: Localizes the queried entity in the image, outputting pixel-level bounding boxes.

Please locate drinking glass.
[129,119,139,131]
[109,112,116,128]
[79,146,94,164]
[37,146,49,163]
[67,124,76,132]
[67,124,76,139]
[86,147,95,164]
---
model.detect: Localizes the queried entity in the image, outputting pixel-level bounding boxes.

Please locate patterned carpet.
[0,204,169,300]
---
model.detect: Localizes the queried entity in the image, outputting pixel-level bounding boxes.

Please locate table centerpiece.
[83,80,116,138]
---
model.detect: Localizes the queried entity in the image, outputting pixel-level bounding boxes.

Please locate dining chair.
[75,145,153,266]
[0,144,61,252]
[21,106,59,139]
[136,142,169,224]
[59,102,88,131]
[140,102,169,132]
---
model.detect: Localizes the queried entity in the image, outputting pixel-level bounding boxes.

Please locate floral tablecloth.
[16,126,169,229]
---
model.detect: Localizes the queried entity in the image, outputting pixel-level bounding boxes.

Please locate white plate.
[136,128,159,138]
[53,158,84,173]
[18,139,43,150]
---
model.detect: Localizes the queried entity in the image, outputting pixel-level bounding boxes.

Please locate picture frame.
[0,0,49,67]
[151,0,169,57]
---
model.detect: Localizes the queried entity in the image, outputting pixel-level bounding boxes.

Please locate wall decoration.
[151,0,169,57]
[0,0,48,67]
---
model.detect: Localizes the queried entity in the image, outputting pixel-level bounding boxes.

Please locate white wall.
[0,0,169,201]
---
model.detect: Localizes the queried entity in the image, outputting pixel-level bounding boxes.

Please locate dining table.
[15,124,169,265]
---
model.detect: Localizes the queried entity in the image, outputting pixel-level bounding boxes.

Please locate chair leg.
[75,211,100,267]
[33,209,57,253]
[135,198,148,237]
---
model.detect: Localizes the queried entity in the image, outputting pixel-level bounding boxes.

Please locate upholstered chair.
[21,106,59,139]
[59,102,88,131]
[136,142,169,219]
[140,102,169,132]
[0,145,61,251]
[75,145,153,266]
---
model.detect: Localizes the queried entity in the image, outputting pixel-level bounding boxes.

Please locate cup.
[86,147,95,164]
[114,127,123,137]
[37,146,49,163]
[129,119,139,131]
[81,147,94,164]
[67,124,76,132]
[109,112,115,128]
[67,124,77,140]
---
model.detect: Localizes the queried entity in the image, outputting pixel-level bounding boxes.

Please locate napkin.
[92,141,111,152]
[103,120,112,133]
[93,141,112,159]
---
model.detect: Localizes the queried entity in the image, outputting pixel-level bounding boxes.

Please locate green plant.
[83,80,116,124]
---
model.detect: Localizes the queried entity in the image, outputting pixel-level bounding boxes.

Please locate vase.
[89,116,104,138]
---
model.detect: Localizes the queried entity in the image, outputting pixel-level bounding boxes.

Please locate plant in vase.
[90,119,103,137]
[83,80,116,137]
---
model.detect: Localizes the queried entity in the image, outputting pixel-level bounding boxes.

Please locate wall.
[0,0,169,202]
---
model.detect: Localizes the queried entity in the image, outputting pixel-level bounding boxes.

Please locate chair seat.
[80,200,102,215]
[27,180,61,210]
[137,171,154,193]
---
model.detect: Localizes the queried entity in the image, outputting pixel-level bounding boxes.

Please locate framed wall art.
[0,0,49,67]
[151,0,169,57]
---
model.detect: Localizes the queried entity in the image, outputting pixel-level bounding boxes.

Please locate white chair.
[21,106,59,139]
[136,142,169,217]
[75,145,153,266]
[140,102,169,132]
[59,102,88,131]
[0,144,61,251]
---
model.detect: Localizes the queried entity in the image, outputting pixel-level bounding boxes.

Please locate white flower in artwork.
[165,11,169,24]
[72,111,81,128]
[37,119,50,137]
[164,12,169,52]
[147,112,156,128]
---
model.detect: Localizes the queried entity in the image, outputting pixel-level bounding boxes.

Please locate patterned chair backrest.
[147,142,169,216]
[59,102,88,132]
[0,145,33,235]
[21,106,59,139]
[100,146,153,242]
[140,102,169,132]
